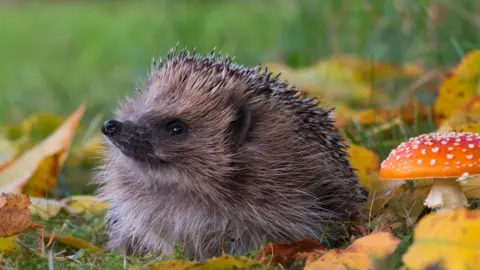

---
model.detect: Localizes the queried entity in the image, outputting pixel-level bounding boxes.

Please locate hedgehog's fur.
[93,46,367,260]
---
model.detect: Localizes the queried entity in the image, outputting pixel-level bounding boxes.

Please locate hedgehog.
[93,46,368,260]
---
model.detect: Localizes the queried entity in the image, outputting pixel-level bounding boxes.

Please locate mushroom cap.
[380,132,480,180]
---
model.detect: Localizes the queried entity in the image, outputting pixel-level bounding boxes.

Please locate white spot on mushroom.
[458,172,470,184]
[421,149,427,155]
[430,159,436,166]
[469,144,475,148]
[467,155,473,160]
[447,154,454,159]
[448,147,454,151]
[417,159,422,165]
[432,147,439,153]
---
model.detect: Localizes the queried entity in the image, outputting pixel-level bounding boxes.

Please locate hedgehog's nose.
[102,120,122,136]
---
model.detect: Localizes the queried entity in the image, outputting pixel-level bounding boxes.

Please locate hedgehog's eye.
[166,120,187,136]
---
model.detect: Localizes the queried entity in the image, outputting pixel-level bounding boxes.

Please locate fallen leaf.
[191,256,260,270]
[0,193,41,238]
[346,142,404,214]
[61,195,109,217]
[256,238,326,268]
[28,195,108,220]
[21,152,63,197]
[68,134,105,167]
[132,256,259,270]
[131,260,198,270]
[0,102,86,196]
[403,208,480,270]
[29,197,64,220]
[437,95,480,132]
[0,236,18,251]
[433,50,480,125]
[265,56,404,106]
[369,185,430,235]
[41,231,106,253]
[3,113,65,143]
[305,232,400,270]
[0,137,16,169]
[346,143,381,190]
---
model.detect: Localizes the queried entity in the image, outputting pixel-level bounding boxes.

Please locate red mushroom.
[380,132,480,212]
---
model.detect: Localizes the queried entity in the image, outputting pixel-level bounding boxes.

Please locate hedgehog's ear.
[230,106,251,149]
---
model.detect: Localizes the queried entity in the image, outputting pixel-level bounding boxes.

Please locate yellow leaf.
[28,195,108,220]
[346,142,405,214]
[305,232,400,270]
[29,197,63,220]
[41,231,106,253]
[61,195,109,217]
[68,134,105,167]
[326,54,422,83]
[403,208,480,270]
[0,102,86,196]
[0,193,41,238]
[347,142,404,196]
[437,95,480,132]
[23,113,65,143]
[135,256,260,270]
[265,59,376,106]
[347,143,381,189]
[434,50,480,124]
[21,152,63,197]
[0,137,15,169]
[4,113,65,142]
[135,260,198,270]
[0,236,18,251]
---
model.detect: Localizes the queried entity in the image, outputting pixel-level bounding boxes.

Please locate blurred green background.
[0,0,479,125]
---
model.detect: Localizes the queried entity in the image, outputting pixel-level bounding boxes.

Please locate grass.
[1,0,480,269]
[1,0,479,125]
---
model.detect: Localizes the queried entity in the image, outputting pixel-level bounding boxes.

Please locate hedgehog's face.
[100,115,191,165]
[101,62,253,181]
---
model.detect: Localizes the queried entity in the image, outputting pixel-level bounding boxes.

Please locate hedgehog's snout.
[102,120,123,136]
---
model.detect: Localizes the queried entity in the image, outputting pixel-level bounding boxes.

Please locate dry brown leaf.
[256,238,326,268]
[0,102,86,196]
[305,232,400,270]
[0,193,41,238]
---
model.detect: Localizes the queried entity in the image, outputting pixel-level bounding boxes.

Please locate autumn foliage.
[2,50,480,269]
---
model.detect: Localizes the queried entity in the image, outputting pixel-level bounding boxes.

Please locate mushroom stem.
[424,178,468,212]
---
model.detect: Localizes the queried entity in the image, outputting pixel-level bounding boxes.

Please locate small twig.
[46,229,56,249]
[40,229,45,257]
